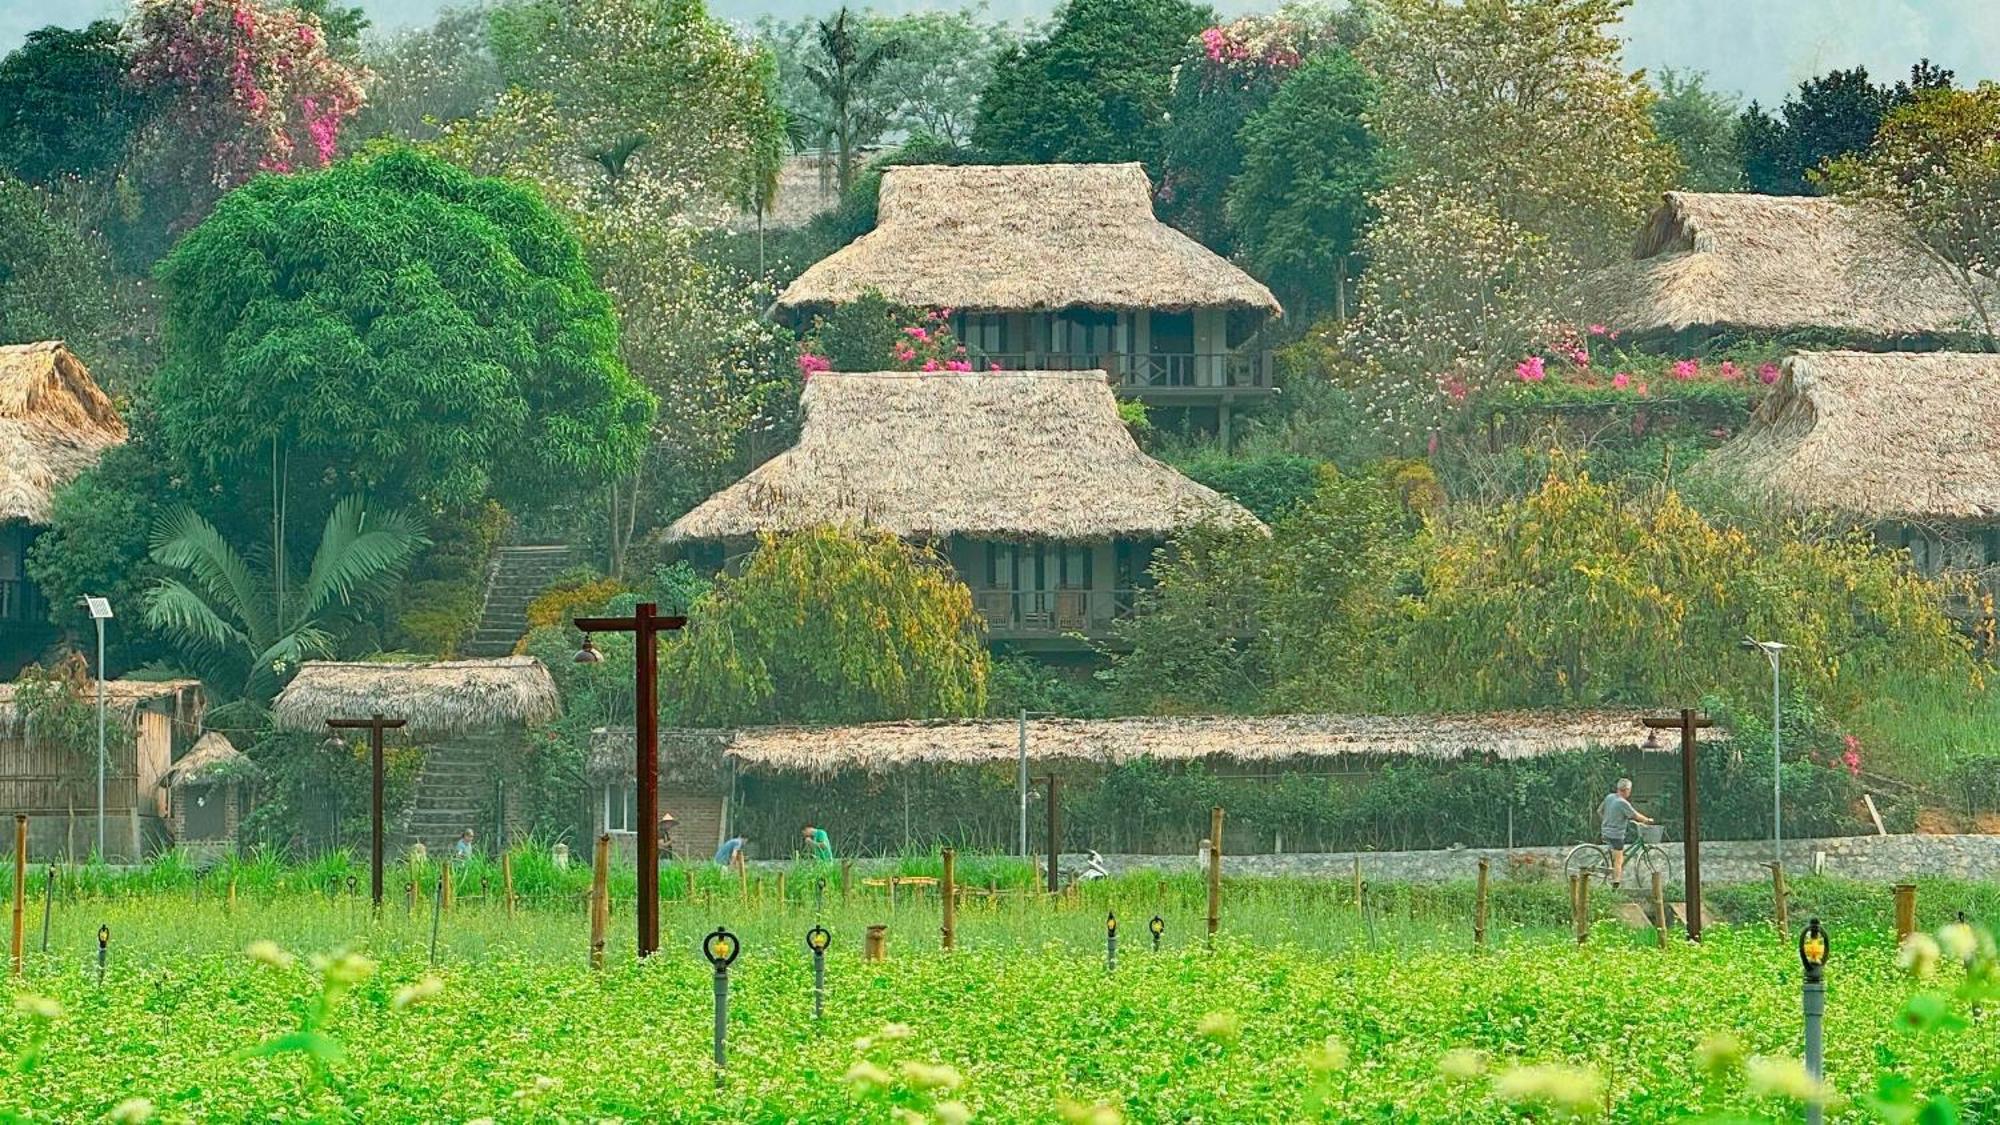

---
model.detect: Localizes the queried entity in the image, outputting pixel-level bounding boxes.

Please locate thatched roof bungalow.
[1704,351,2000,580]
[667,371,1259,647]
[272,657,560,739]
[777,163,1283,439]
[1581,192,1991,345]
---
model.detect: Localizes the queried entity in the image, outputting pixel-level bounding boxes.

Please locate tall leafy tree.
[0,22,151,186]
[0,179,131,377]
[1650,68,1743,190]
[798,8,906,194]
[972,0,1214,168]
[1225,48,1380,319]
[144,497,429,702]
[661,527,989,727]
[350,4,505,144]
[150,147,655,527]
[1738,61,1954,195]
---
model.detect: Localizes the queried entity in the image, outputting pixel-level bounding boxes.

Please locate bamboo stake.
[1206,806,1223,945]
[1474,857,1489,947]
[1652,870,1668,950]
[1769,861,1788,935]
[1352,857,1363,914]
[503,852,516,920]
[1573,871,1591,944]
[684,868,695,901]
[841,859,853,907]
[227,877,237,914]
[941,848,957,951]
[441,862,454,913]
[11,816,25,976]
[776,871,786,906]
[1894,883,1917,943]
[590,833,610,971]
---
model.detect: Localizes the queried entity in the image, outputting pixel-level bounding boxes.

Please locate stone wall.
[1070,833,2000,885]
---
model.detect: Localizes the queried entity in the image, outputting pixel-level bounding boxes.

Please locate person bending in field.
[715,835,747,868]
[1599,778,1655,888]
[801,822,834,861]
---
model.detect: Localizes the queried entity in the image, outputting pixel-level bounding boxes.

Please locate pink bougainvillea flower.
[903,325,930,342]
[921,358,941,372]
[1611,372,1630,390]
[1636,382,1650,397]
[945,359,972,372]
[893,344,916,362]
[1516,356,1547,383]
[1718,360,1741,381]
[797,353,832,377]
[1758,362,1781,385]
[988,362,1003,372]
[1587,324,1608,336]
[1672,359,1699,381]
[1442,376,1470,402]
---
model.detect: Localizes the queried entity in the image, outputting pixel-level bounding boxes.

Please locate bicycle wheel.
[1561,843,1609,882]
[1628,845,1668,891]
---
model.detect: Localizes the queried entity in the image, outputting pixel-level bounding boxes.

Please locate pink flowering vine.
[1671,359,1699,381]
[1758,362,1782,385]
[1841,734,1863,777]
[1516,356,1547,383]
[1611,372,1630,390]
[797,352,832,379]
[1718,360,1741,382]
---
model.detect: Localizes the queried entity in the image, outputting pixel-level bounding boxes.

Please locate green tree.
[150,147,655,523]
[796,8,906,194]
[0,178,133,381]
[350,5,504,144]
[972,0,1214,168]
[1225,48,1379,319]
[1739,61,1953,195]
[1651,68,1743,190]
[143,496,429,702]
[661,527,988,727]
[0,22,151,186]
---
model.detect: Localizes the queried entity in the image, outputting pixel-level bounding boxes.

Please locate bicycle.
[1562,823,1667,888]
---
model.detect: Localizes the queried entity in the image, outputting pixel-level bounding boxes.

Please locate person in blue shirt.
[714,835,747,867]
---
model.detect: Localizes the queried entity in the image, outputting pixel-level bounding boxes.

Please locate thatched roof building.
[775,163,1280,315]
[1703,351,2000,521]
[1581,192,1990,342]
[271,657,560,739]
[665,371,1261,542]
[0,341,126,524]
[159,731,252,789]
[0,677,203,739]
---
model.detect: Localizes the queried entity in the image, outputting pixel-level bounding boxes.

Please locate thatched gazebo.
[1580,192,1992,346]
[271,657,560,851]
[1704,351,2000,583]
[1,342,127,664]
[777,163,1282,442]
[160,731,254,852]
[666,370,1259,648]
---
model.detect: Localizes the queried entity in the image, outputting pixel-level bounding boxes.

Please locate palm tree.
[801,8,905,194]
[144,497,430,703]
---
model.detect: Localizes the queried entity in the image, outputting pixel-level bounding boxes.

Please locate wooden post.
[1652,870,1669,950]
[441,862,454,913]
[1474,857,1489,947]
[1206,806,1223,944]
[227,877,237,914]
[864,923,887,961]
[776,871,786,906]
[1894,883,1918,942]
[1769,862,1788,935]
[1045,775,1062,894]
[941,848,957,950]
[502,852,516,920]
[11,815,25,976]
[841,859,853,906]
[1352,857,1364,914]
[735,851,748,902]
[684,868,695,902]
[1646,709,1713,942]
[590,833,610,971]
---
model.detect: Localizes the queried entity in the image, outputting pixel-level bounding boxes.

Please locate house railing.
[969,351,1271,391]
[972,588,1138,637]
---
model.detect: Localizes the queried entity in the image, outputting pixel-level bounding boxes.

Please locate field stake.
[40,866,55,954]
[1769,861,1788,935]
[1474,857,1490,947]
[441,863,454,914]
[1894,883,1917,942]
[11,815,25,976]
[941,848,957,950]
[590,833,610,971]
[227,877,238,914]
[1353,857,1363,914]
[428,871,444,966]
[404,880,416,914]
[776,871,786,906]
[736,853,748,903]
[96,924,108,985]
[1206,806,1223,946]
[1652,870,1668,949]
[684,868,695,901]
[841,860,853,907]
[865,923,887,961]
[1573,871,1592,944]
[503,853,516,919]
[1106,911,1118,972]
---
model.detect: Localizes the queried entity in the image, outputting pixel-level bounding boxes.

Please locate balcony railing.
[973,588,1137,638]
[0,578,22,622]
[970,351,1271,392]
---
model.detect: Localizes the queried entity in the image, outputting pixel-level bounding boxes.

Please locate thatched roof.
[0,341,126,523]
[159,731,252,789]
[1580,192,1990,340]
[776,163,1281,315]
[665,371,1262,543]
[271,657,559,739]
[592,711,1694,780]
[0,678,203,739]
[1703,351,2000,521]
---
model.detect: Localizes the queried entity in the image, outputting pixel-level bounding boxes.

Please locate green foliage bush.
[1172,451,1325,522]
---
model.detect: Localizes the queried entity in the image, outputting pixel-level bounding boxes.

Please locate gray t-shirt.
[1600,792,1639,840]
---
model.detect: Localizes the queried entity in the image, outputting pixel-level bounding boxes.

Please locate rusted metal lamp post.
[1644,708,1714,941]
[573,603,687,958]
[325,714,407,907]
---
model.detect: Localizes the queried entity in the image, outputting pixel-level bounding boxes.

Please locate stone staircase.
[400,743,498,853]
[462,544,574,657]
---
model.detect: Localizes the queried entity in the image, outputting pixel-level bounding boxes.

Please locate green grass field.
[1,855,1994,1122]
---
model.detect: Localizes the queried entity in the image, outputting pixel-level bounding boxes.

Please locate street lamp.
[1743,638,1787,865]
[80,597,112,860]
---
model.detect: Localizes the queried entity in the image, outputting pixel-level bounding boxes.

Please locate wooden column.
[1895,884,1918,942]
[941,848,957,950]
[10,816,25,976]
[590,833,610,971]
[1206,806,1223,943]
[1474,857,1489,947]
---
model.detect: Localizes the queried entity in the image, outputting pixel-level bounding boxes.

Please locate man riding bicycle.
[1599,778,1657,888]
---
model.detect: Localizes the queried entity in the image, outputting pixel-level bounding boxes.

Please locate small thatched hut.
[666,370,1260,648]
[1581,192,1991,345]
[271,657,560,851]
[159,731,253,852]
[0,342,127,670]
[1704,351,2000,582]
[777,163,1283,441]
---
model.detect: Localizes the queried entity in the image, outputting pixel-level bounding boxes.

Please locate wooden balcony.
[973,588,1137,644]
[972,351,1273,399]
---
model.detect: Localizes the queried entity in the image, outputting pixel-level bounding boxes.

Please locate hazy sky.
[4,0,1998,107]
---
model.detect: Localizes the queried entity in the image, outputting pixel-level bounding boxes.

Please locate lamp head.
[1106,911,1117,935]
[573,634,606,664]
[806,924,831,954]
[703,927,740,971]
[98,924,109,947]
[1148,915,1165,938]
[1799,917,1828,982]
